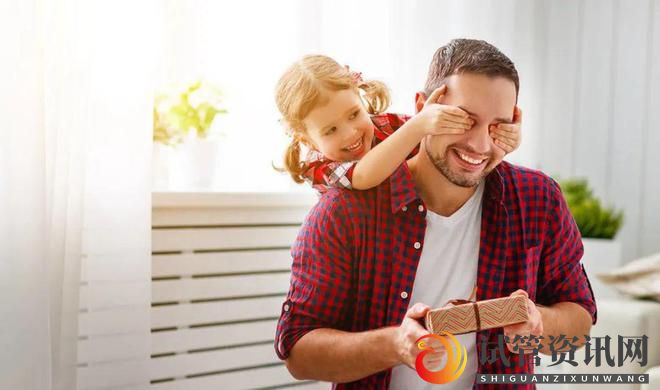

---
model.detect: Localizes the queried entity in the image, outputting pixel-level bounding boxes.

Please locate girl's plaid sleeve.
[304,156,358,192]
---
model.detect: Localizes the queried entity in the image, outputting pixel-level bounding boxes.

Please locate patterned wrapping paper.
[425,295,529,335]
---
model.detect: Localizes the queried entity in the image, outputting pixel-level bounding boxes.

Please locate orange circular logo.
[415,332,468,384]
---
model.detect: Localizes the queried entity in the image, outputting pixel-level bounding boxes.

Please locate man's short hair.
[424,39,519,98]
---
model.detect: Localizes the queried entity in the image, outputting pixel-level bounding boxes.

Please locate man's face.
[419,73,517,187]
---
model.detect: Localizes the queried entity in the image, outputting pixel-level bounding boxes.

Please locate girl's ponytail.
[358,79,391,115]
[281,137,307,184]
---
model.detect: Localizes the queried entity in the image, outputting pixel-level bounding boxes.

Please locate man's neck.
[407,151,480,217]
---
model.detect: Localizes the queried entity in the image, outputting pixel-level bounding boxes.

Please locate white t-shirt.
[389,182,484,390]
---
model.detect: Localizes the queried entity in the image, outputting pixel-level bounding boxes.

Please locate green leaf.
[153,81,228,144]
[556,177,624,239]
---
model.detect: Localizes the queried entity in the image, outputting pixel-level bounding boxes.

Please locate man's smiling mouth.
[456,150,486,165]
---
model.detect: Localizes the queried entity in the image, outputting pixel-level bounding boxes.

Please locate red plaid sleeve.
[536,179,598,324]
[303,151,357,192]
[274,190,355,360]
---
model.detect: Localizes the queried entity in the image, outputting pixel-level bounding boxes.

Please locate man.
[274,39,597,389]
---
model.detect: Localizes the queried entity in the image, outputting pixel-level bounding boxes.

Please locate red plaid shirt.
[303,113,412,192]
[276,149,597,389]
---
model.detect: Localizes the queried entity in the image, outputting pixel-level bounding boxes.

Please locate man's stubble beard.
[423,137,496,188]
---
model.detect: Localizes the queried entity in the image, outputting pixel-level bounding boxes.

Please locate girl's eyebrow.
[343,104,360,115]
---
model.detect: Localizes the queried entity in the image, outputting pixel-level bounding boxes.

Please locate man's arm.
[285,303,434,383]
[535,178,598,349]
[286,327,399,382]
[503,177,597,354]
[537,301,593,354]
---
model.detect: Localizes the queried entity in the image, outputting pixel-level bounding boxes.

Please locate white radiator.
[150,192,326,389]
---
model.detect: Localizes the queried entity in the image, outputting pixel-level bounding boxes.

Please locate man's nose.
[465,124,492,154]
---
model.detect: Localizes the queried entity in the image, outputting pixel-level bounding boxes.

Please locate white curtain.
[156,0,539,194]
[0,1,155,389]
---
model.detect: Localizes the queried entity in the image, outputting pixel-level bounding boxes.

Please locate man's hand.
[410,85,474,137]
[502,289,544,354]
[393,302,446,368]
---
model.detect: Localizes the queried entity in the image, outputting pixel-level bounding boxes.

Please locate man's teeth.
[346,139,362,151]
[457,152,485,165]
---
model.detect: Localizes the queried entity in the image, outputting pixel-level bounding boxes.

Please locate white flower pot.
[580,238,623,301]
[168,135,219,190]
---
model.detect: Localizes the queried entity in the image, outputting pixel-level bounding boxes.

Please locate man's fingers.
[406,303,430,319]
[424,85,447,106]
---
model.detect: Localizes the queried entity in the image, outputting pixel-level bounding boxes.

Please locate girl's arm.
[303,115,432,192]
[351,86,471,190]
[350,117,429,190]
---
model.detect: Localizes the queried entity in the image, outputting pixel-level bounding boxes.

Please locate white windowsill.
[152,191,318,208]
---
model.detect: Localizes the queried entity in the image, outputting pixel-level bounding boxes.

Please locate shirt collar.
[388,161,508,213]
[485,163,506,204]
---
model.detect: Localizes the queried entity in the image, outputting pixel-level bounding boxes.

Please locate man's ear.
[414,92,427,114]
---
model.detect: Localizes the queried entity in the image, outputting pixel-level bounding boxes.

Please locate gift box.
[425,295,529,335]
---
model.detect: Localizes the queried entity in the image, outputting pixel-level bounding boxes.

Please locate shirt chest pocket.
[522,245,541,300]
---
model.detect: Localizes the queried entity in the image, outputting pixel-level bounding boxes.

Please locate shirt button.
[402,206,408,211]
[283,304,290,312]
[400,291,408,299]
[413,241,421,249]
[418,205,424,212]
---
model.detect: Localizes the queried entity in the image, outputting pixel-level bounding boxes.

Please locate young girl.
[275,54,521,192]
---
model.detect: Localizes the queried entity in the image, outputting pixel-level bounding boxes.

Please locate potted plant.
[558,178,624,300]
[153,81,227,189]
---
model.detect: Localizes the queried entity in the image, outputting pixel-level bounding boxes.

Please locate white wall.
[532,0,660,262]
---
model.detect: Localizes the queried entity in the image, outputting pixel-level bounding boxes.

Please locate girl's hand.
[491,106,522,154]
[414,85,474,136]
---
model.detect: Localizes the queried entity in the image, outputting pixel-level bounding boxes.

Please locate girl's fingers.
[493,124,520,134]
[442,115,474,126]
[492,134,517,146]
[440,120,473,129]
[424,85,447,106]
[495,138,515,152]
[492,131,519,143]
[440,106,471,118]
[513,106,523,124]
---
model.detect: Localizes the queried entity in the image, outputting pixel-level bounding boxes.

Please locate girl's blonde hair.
[275,54,391,183]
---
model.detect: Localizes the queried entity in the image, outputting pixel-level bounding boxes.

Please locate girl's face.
[302,89,375,162]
